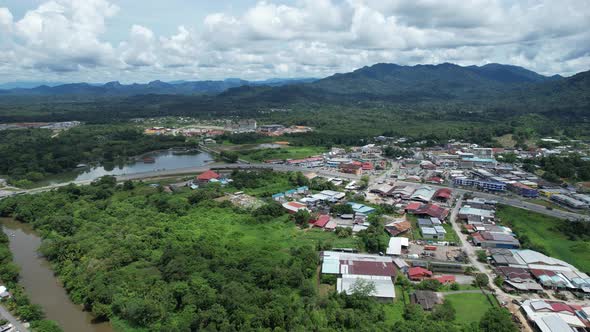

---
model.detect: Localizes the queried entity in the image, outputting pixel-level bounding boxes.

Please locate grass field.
[237,146,327,162]
[383,286,407,325]
[497,205,590,273]
[444,292,494,325]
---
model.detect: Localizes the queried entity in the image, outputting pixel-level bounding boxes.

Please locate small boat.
[142,157,156,164]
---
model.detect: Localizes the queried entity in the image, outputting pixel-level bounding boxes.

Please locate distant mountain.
[221,62,575,104]
[0,78,317,96]
[0,81,67,89]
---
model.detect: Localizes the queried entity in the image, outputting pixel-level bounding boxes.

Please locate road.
[2,161,588,223]
[0,304,29,332]
[449,195,532,332]
[394,180,589,221]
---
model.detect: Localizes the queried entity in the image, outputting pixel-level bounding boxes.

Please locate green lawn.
[444,292,494,325]
[384,286,407,325]
[497,205,590,273]
[443,223,460,244]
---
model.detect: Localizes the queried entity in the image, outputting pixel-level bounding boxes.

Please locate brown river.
[1,218,114,332]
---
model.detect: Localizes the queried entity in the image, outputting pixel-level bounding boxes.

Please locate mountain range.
[0,63,588,110]
[0,78,317,96]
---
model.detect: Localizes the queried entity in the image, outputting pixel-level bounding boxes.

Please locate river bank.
[1,218,113,332]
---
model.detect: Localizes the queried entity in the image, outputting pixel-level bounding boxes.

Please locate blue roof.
[463,157,496,163]
[272,193,285,198]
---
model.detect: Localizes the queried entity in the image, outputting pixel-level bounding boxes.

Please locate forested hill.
[221,64,589,108]
[0,78,316,96]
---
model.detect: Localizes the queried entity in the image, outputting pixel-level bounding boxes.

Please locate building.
[408,267,433,281]
[337,275,396,302]
[521,299,590,332]
[551,194,588,209]
[348,202,376,215]
[339,163,363,175]
[410,290,442,310]
[196,170,220,183]
[282,201,309,214]
[473,231,520,249]
[405,203,449,220]
[410,185,437,203]
[509,182,539,198]
[386,237,409,256]
[433,188,452,202]
[391,186,416,199]
[321,251,397,277]
[421,226,446,240]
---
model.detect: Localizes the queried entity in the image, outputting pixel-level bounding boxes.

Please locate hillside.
[0,78,316,96]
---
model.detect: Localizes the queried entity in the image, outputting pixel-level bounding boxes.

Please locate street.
[0,304,29,332]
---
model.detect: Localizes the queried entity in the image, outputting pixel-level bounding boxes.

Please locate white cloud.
[1,0,589,82]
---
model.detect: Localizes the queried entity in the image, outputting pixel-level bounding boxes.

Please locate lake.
[42,149,214,185]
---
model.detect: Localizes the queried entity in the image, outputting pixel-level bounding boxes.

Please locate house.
[410,290,442,310]
[408,267,433,281]
[433,188,452,202]
[384,216,412,236]
[406,203,449,220]
[348,202,376,215]
[391,185,416,199]
[196,170,220,183]
[282,201,309,214]
[311,215,331,228]
[473,231,520,249]
[393,258,410,274]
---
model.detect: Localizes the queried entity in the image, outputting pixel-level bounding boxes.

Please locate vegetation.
[0,225,63,331]
[236,146,326,162]
[0,125,192,184]
[444,293,495,326]
[497,205,590,273]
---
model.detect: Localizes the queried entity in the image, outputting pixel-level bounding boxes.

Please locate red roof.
[313,215,331,228]
[550,303,575,314]
[434,188,452,199]
[405,202,422,211]
[362,162,374,170]
[343,261,397,277]
[409,267,433,278]
[197,170,220,181]
[530,269,557,278]
[351,161,362,166]
[432,275,456,284]
[428,177,443,183]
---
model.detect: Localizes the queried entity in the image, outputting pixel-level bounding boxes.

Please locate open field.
[237,146,327,162]
[383,285,407,325]
[497,205,590,273]
[444,292,494,325]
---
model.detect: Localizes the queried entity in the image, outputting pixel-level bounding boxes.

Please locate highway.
[1,162,588,221]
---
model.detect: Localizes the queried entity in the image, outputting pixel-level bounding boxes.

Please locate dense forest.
[0,125,193,185]
[0,174,517,331]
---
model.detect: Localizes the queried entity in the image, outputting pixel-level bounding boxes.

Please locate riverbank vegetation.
[0,228,63,331]
[0,125,194,186]
[0,173,516,331]
[497,205,590,273]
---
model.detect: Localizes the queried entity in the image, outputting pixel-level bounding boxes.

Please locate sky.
[0,0,589,83]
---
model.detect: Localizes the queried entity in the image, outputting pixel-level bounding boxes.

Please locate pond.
[1,218,113,332]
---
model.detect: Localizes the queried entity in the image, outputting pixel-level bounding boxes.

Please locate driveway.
[0,304,29,332]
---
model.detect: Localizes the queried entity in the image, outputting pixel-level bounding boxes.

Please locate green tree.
[431,300,456,321]
[479,308,518,332]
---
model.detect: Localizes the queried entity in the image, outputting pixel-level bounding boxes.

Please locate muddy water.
[1,218,114,332]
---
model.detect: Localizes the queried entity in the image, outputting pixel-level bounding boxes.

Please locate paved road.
[2,162,588,223]
[449,195,533,332]
[394,180,589,221]
[0,304,29,332]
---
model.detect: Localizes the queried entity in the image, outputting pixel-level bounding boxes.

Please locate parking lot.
[408,243,467,262]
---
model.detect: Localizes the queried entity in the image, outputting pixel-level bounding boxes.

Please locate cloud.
[1,0,589,82]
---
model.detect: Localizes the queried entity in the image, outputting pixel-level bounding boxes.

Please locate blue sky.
[0,0,589,83]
